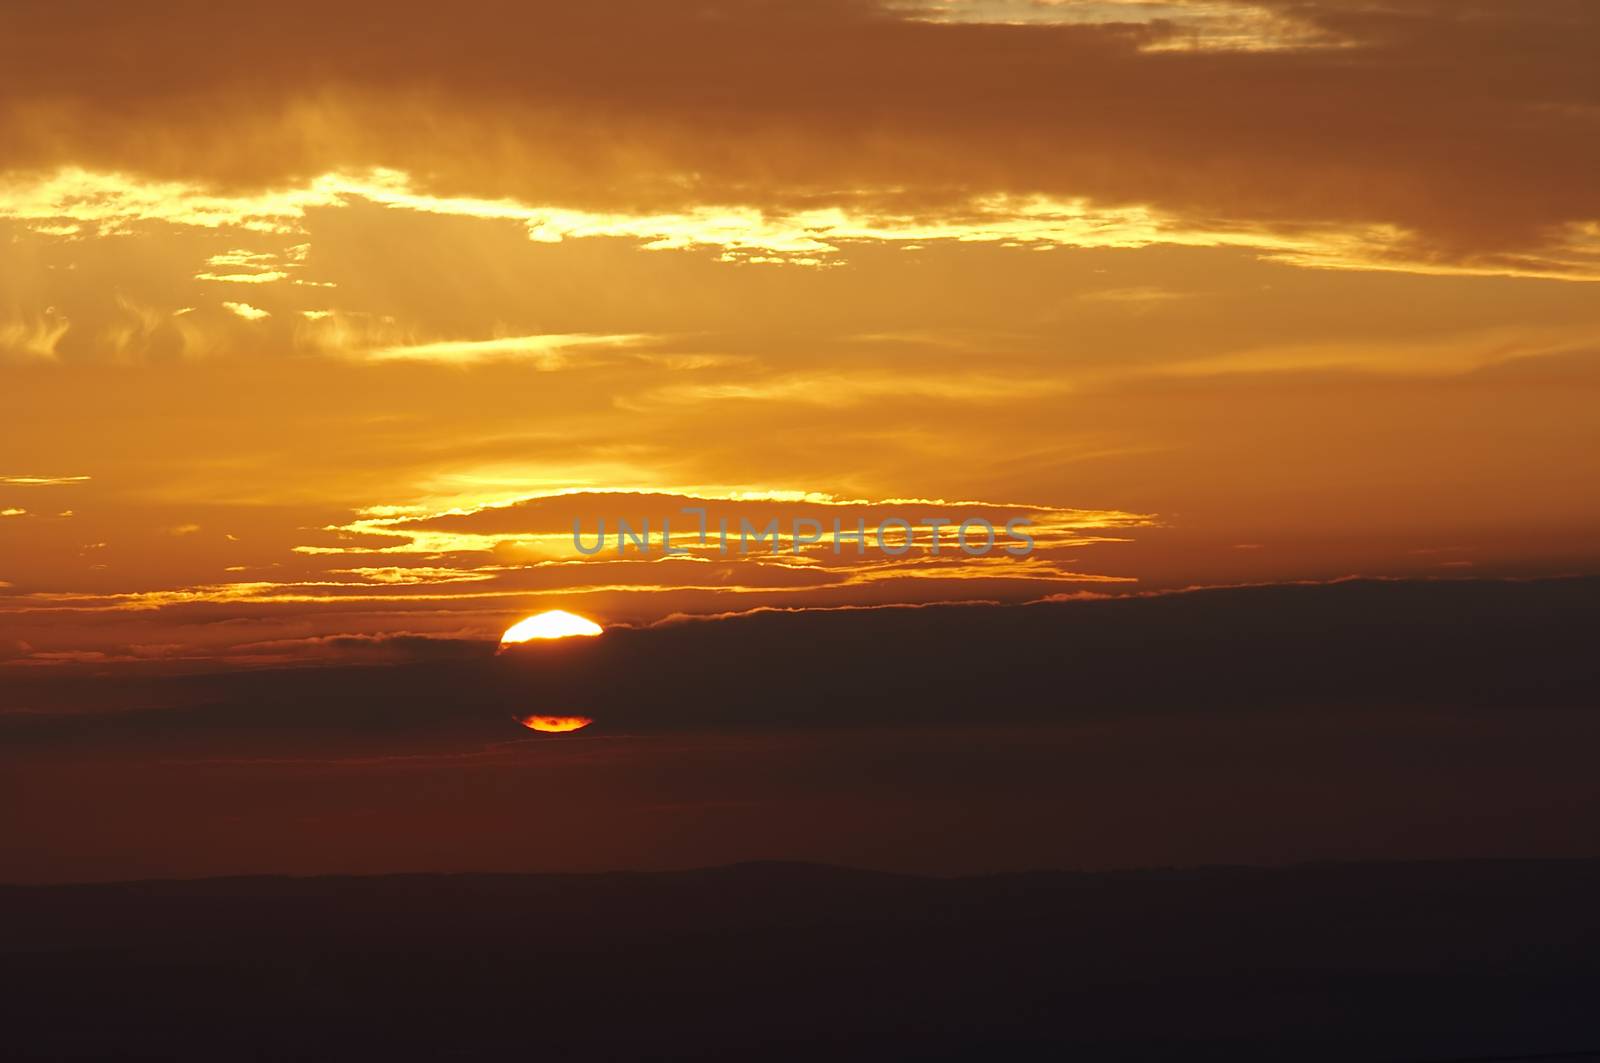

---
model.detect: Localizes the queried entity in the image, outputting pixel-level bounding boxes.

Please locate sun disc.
[500,609,603,644]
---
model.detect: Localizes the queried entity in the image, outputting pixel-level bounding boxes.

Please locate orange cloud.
[1,1,1596,275]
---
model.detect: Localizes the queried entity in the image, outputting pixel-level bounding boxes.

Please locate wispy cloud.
[365,332,656,366]
[0,475,90,486]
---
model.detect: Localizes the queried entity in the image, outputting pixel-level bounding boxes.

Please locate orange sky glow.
[2,0,1598,671]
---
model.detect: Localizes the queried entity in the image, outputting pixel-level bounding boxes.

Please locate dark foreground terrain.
[4,860,1600,1061]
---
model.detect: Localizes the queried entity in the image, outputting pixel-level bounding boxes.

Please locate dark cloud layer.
[6,576,1597,749]
[4,0,1597,266]
[4,577,1599,882]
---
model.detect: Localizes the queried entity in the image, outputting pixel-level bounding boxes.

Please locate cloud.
[626,368,1071,408]
[914,0,1339,52]
[1076,286,1192,304]
[364,333,657,367]
[0,313,71,359]
[0,1,1595,276]
[195,246,303,284]
[0,476,90,486]
[196,271,290,284]
[223,631,487,665]
[4,578,1597,735]
[0,485,1148,664]
[221,301,270,320]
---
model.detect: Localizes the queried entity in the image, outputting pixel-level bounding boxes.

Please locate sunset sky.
[3,0,1599,670]
[7,21,1600,1058]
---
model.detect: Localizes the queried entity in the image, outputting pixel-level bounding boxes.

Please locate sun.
[517,715,594,733]
[500,609,604,644]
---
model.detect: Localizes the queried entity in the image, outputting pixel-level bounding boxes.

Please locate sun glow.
[500,609,604,643]
[517,715,594,733]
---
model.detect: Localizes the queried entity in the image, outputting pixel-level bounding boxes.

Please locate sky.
[2,0,1599,885]
[3,0,1599,669]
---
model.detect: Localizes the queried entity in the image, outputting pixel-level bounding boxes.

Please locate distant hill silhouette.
[5,859,1600,1060]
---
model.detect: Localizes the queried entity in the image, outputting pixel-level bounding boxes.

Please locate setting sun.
[516,714,594,733]
[500,610,604,644]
